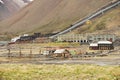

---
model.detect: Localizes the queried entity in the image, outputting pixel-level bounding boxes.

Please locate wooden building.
[89,43,98,50]
[98,41,114,50]
[89,41,114,50]
[53,49,71,58]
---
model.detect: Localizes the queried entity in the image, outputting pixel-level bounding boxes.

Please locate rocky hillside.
[75,6,120,36]
[0,0,111,35]
[0,0,33,20]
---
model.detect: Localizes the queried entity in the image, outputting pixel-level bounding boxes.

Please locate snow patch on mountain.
[0,0,4,4]
[12,0,27,8]
[0,0,34,20]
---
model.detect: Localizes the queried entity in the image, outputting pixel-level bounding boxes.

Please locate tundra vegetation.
[0,64,120,80]
[76,6,120,35]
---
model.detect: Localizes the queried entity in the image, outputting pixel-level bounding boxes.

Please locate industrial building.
[57,33,116,44]
[89,41,114,50]
[57,34,88,44]
[88,34,116,42]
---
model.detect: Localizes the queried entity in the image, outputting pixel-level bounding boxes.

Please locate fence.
[0,46,44,58]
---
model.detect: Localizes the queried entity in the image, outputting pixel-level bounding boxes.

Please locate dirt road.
[0,56,120,66]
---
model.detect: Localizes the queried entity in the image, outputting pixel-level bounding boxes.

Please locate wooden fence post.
[19,47,22,58]
[7,45,11,58]
[8,49,11,58]
[39,48,41,54]
[29,47,32,58]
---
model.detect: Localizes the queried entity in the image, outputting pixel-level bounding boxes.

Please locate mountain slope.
[75,6,120,36]
[0,0,111,34]
[0,0,33,20]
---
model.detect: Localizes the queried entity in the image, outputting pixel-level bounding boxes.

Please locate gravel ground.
[0,45,119,66]
[0,56,120,66]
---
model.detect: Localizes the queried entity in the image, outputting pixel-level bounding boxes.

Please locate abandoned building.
[57,34,88,44]
[88,34,116,42]
[11,33,42,43]
[57,34,117,44]
[89,43,98,50]
[54,49,71,58]
[89,41,114,50]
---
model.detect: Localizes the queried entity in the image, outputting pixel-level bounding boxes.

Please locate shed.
[42,51,50,55]
[54,49,71,58]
